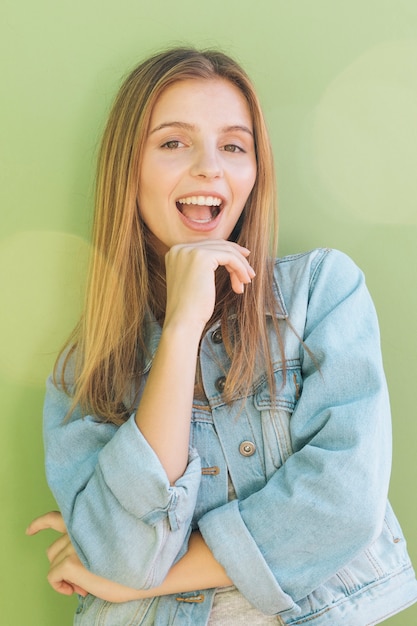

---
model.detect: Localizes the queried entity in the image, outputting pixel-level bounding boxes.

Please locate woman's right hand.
[27,511,89,598]
[164,239,255,331]
[27,511,148,603]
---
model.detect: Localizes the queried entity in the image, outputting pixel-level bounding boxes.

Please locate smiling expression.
[138,78,257,254]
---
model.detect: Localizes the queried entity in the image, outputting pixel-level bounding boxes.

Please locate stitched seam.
[127,598,156,625]
[384,516,402,543]
[308,248,331,295]
[365,548,384,578]
[287,565,416,624]
[365,596,417,625]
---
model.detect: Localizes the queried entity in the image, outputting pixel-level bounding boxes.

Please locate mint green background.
[2,1,416,624]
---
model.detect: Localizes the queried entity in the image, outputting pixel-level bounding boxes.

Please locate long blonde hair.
[56,47,283,424]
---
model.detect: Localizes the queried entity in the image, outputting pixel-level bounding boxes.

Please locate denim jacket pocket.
[338,501,413,592]
[286,501,414,624]
[254,360,302,478]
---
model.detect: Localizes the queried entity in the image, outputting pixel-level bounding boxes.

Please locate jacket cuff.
[98,415,201,530]
[198,500,300,616]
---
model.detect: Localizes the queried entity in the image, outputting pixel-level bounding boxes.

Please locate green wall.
[2,1,416,624]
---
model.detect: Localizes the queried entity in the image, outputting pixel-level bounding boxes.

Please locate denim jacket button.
[215,376,226,392]
[239,441,256,456]
[211,328,223,344]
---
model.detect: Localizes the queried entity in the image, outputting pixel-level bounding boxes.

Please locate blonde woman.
[28,48,417,625]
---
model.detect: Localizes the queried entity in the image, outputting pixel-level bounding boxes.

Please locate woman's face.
[138,78,257,254]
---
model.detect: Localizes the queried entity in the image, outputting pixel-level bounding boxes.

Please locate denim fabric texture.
[44,248,417,625]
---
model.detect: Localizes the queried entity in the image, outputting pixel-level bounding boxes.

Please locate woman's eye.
[223,144,244,153]
[161,140,183,149]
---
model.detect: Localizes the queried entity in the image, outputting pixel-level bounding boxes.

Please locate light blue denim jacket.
[44,248,417,625]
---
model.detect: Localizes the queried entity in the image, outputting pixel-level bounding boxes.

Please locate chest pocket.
[254,361,302,479]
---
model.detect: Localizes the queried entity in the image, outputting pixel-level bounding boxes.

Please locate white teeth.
[177,195,222,206]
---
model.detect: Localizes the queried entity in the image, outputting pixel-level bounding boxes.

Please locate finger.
[170,240,252,262]
[218,243,256,279]
[223,258,255,292]
[48,576,76,596]
[46,533,71,563]
[210,241,251,257]
[26,511,67,535]
[171,240,255,273]
[228,271,245,294]
[73,584,88,598]
[47,553,90,598]
[47,554,77,596]
[205,244,255,277]
[227,242,251,257]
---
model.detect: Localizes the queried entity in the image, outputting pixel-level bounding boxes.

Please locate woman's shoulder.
[271,248,366,318]
[275,247,359,271]
[273,248,363,286]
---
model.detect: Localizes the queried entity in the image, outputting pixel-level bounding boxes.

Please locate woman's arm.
[27,512,231,602]
[43,240,254,589]
[135,241,255,483]
[197,250,393,615]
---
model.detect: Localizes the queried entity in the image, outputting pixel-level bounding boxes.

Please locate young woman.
[28,47,417,625]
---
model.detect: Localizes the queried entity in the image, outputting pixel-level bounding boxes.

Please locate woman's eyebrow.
[223,124,253,136]
[149,121,195,134]
[149,121,253,136]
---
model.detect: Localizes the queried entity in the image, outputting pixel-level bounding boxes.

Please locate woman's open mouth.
[176,195,223,224]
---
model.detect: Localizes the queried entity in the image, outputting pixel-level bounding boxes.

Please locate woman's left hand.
[27,511,88,597]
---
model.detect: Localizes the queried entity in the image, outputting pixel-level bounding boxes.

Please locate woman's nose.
[190,146,223,179]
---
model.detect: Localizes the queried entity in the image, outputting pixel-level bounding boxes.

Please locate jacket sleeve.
[198,249,392,615]
[43,378,201,588]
